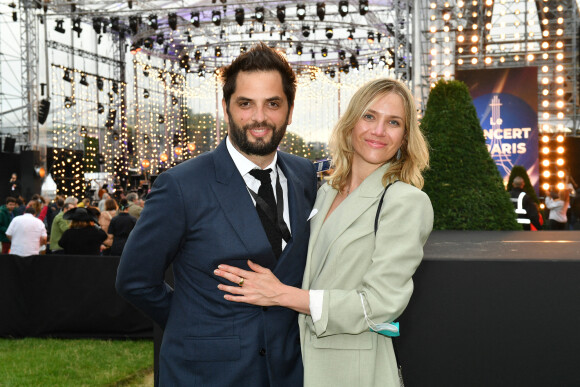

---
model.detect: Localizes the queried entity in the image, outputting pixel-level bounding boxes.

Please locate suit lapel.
[307,163,391,283]
[211,141,277,267]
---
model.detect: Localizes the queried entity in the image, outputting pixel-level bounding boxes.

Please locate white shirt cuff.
[309,289,324,322]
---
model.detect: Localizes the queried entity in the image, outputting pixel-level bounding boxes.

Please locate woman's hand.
[214,260,286,307]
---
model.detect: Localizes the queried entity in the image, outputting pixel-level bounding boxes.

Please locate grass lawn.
[0,338,154,386]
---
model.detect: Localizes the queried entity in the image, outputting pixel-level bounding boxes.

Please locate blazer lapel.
[210,141,277,268]
[308,163,391,283]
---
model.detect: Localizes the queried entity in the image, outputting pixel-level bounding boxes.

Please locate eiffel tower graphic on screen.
[489,95,513,176]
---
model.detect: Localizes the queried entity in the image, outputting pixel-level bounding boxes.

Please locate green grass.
[0,338,154,387]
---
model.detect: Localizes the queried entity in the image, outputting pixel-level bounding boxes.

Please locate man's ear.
[287,104,294,126]
[221,98,229,125]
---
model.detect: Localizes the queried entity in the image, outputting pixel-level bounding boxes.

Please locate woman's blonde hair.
[328,78,429,190]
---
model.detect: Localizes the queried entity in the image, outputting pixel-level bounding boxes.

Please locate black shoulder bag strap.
[374,180,404,386]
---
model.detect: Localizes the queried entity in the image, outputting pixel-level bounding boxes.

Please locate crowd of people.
[0,186,144,257]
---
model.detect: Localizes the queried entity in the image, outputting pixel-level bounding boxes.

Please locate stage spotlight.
[148,14,158,30]
[255,7,265,23]
[194,50,202,61]
[127,1,132,9]
[9,2,17,22]
[297,44,303,55]
[215,47,222,57]
[110,17,120,32]
[63,70,72,82]
[129,16,140,35]
[80,126,87,137]
[190,12,200,27]
[96,77,104,91]
[156,34,164,45]
[350,55,359,70]
[112,131,120,141]
[329,69,336,78]
[339,0,349,17]
[316,2,325,21]
[359,0,369,15]
[168,13,177,30]
[144,37,153,49]
[72,18,82,37]
[143,89,150,99]
[92,18,102,34]
[235,8,245,26]
[158,114,165,124]
[97,103,104,114]
[112,82,119,94]
[80,74,89,86]
[379,55,387,65]
[172,95,178,105]
[212,11,221,26]
[297,4,306,21]
[367,31,374,43]
[64,96,73,109]
[302,26,310,37]
[130,41,142,54]
[55,19,65,33]
[348,29,354,40]
[367,59,374,69]
[277,6,286,23]
[325,28,333,39]
[180,54,190,70]
[339,50,346,60]
[321,48,328,57]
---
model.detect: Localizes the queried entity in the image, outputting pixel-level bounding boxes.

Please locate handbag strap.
[374,181,398,235]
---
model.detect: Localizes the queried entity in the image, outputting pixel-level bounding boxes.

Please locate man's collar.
[226,135,278,176]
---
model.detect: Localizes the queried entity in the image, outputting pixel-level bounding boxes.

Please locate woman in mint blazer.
[215,78,433,386]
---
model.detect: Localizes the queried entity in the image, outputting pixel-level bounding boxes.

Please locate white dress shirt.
[5,213,47,256]
[226,136,291,249]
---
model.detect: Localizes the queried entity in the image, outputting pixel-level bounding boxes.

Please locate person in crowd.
[545,189,569,230]
[58,207,107,255]
[215,78,433,387]
[97,184,109,200]
[8,173,21,198]
[12,196,25,216]
[0,197,17,254]
[27,194,49,221]
[45,196,64,237]
[107,199,137,256]
[49,202,76,254]
[98,198,118,253]
[77,197,91,208]
[509,176,541,230]
[98,192,110,212]
[116,43,317,386]
[5,206,47,256]
[125,192,143,219]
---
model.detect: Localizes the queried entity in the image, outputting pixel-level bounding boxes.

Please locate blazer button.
[259,348,266,356]
[262,306,268,311]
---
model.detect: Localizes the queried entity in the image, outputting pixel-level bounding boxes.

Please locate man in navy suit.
[116,43,317,386]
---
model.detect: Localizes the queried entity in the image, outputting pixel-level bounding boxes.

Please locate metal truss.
[20,0,40,148]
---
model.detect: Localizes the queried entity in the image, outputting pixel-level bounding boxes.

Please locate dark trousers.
[549,219,567,230]
[1,242,10,254]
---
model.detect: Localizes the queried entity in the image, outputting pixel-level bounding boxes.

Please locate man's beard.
[227,109,288,156]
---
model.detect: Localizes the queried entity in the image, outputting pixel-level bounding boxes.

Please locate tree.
[506,165,540,204]
[421,80,521,230]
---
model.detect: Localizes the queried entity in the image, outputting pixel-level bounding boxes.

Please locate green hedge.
[421,80,521,230]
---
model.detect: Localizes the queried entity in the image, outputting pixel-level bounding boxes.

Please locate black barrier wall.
[0,255,152,338]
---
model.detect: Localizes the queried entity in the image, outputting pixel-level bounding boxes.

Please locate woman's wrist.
[279,286,310,315]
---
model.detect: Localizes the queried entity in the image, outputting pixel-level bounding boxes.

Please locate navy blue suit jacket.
[116,140,317,386]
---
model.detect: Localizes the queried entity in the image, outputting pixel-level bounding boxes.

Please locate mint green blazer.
[299,163,434,387]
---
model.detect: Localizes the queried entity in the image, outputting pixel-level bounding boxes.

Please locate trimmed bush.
[421,80,521,230]
[506,165,540,204]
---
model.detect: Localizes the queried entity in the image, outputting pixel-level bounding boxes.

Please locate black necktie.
[249,168,282,258]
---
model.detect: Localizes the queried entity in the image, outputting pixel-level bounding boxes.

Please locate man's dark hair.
[24,206,36,214]
[5,197,16,205]
[221,42,297,109]
[56,197,65,207]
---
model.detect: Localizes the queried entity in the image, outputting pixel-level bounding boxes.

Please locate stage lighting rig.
[144,37,153,49]
[255,7,265,23]
[168,13,177,31]
[316,3,325,21]
[97,77,104,91]
[92,18,102,34]
[55,19,65,34]
[235,8,245,26]
[64,97,73,109]
[297,4,306,21]
[367,31,374,43]
[212,11,221,26]
[277,6,286,23]
[339,50,346,60]
[72,18,83,37]
[297,45,303,55]
[156,34,164,45]
[190,12,200,27]
[321,48,328,57]
[129,16,140,35]
[148,14,158,30]
[302,26,310,37]
[62,69,72,82]
[325,28,333,39]
[97,103,105,114]
[359,0,369,15]
[80,74,89,86]
[338,1,349,17]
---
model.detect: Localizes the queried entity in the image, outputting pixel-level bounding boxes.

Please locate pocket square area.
[307,209,318,221]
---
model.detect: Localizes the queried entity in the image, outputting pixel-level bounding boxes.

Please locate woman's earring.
[396,148,402,160]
